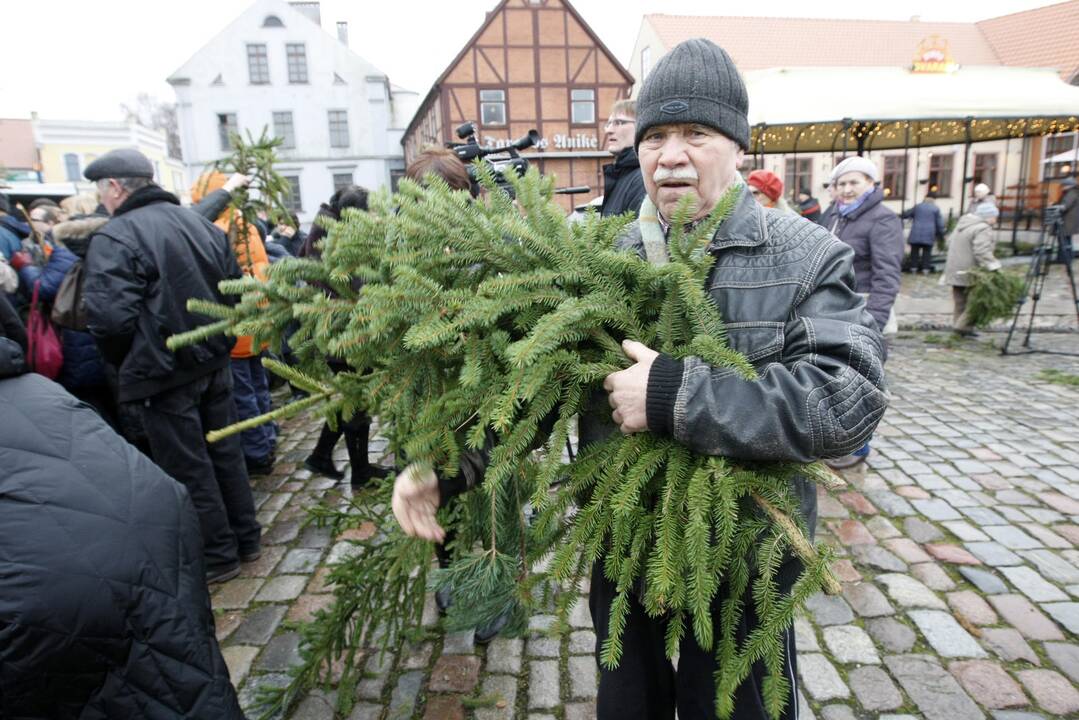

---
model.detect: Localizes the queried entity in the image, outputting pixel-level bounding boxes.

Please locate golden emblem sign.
[912,35,959,74]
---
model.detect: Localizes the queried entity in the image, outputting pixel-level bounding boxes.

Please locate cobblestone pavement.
[215,331,1079,720]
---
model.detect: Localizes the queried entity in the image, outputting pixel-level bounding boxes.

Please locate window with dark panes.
[328,110,349,148]
[974,153,997,192]
[286,43,308,84]
[247,44,270,84]
[784,157,813,199]
[273,111,295,148]
[217,113,238,151]
[480,89,506,126]
[928,153,954,197]
[64,153,80,182]
[571,89,595,125]
[332,172,353,191]
[282,175,302,212]
[882,155,906,200]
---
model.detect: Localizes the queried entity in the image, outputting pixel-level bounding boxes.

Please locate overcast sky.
[0,0,1063,121]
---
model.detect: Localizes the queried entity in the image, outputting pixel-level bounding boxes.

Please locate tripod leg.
[1003,242,1042,354]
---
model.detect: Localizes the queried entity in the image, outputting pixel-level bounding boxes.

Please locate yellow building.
[34,118,187,197]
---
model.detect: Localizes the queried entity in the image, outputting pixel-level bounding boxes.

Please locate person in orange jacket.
[190,171,277,476]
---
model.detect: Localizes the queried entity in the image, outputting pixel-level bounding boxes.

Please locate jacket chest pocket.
[724,321,785,364]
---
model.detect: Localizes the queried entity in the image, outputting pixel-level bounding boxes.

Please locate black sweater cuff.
[647,353,684,437]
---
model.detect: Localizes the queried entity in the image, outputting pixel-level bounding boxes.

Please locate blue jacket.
[903,201,944,247]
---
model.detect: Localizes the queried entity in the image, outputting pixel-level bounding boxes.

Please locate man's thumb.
[622,339,644,361]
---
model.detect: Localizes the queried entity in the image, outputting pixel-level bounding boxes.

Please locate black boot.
[345,424,388,487]
[304,423,344,480]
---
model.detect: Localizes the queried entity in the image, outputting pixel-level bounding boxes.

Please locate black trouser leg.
[343,411,373,483]
[591,557,802,720]
[910,245,932,272]
[134,373,239,571]
[311,421,343,461]
[201,366,261,555]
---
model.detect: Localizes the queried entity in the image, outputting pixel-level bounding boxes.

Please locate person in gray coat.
[943,202,1003,336]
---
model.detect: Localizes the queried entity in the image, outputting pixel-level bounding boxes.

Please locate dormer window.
[263,15,284,27]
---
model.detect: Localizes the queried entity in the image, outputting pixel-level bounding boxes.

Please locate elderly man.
[600,99,647,217]
[394,38,887,719]
[82,148,261,584]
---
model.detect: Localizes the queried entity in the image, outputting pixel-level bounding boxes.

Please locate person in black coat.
[901,192,945,274]
[599,99,646,218]
[82,149,260,583]
[0,336,244,719]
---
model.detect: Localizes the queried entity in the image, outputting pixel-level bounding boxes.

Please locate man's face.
[637,123,744,221]
[604,114,636,154]
[834,172,874,204]
[29,208,55,233]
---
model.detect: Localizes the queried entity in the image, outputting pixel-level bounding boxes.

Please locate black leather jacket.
[83,186,242,401]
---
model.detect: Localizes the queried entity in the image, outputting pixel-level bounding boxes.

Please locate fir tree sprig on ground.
[175,168,838,720]
[965,267,1026,327]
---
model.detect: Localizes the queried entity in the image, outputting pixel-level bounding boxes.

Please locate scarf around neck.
[837,187,875,217]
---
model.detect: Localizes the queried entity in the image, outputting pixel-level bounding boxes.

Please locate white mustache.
[653,167,698,184]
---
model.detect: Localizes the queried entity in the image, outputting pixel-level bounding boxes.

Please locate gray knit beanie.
[634,38,749,151]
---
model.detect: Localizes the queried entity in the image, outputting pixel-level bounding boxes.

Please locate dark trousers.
[128,366,261,571]
[230,355,276,462]
[309,411,374,482]
[590,558,801,720]
[909,244,933,272]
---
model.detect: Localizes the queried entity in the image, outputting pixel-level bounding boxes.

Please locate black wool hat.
[83,148,155,181]
[634,38,749,151]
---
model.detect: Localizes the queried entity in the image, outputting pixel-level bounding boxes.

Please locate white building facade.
[167,0,418,224]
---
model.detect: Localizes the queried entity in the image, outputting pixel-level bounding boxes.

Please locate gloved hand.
[391,462,445,542]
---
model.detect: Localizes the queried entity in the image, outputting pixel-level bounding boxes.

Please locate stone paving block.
[240,545,286,578]
[912,498,962,521]
[1020,524,1071,549]
[822,625,880,665]
[924,543,982,565]
[885,538,932,563]
[305,567,335,594]
[965,542,1024,567]
[238,672,290,719]
[291,690,338,720]
[828,519,877,546]
[278,548,323,574]
[998,506,1033,524]
[422,695,464,720]
[222,645,259,686]
[527,636,560,658]
[402,642,433,670]
[997,490,1038,506]
[569,630,596,655]
[797,691,816,720]
[486,636,523,674]
[1015,669,1079,715]
[850,544,908,572]
[885,654,983,720]
[1040,601,1079,634]
[262,519,301,545]
[232,604,288,645]
[819,705,856,720]
[904,517,944,542]
[255,575,307,602]
[287,593,334,623]
[988,712,1047,720]
[356,652,391,700]
[980,628,1041,666]
[1043,642,1079,684]
[907,609,987,658]
[388,670,424,717]
[988,595,1065,640]
[947,590,998,625]
[797,653,849,701]
[429,655,481,693]
[442,629,476,655]
[1020,549,1079,584]
[949,660,1028,709]
[256,631,302,672]
[877,573,947,609]
[911,562,957,591]
[837,491,878,515]
[216,610,244,641]
[866,515,902,539]
[897,485,932,499]
[960,507,1008,526]
[213,578,265,610]
[1036,492,1079,515]
[999,566,1068,602]
[848,665,903,711]
[936,489,982,508]
[1053,524,1079,545]
[794,616,820,652]
[564,702,597,720]
[569,596,592,628]
[830,559,862,583]
[804,592,854,626]
[528,660,560,709]
[325,541,362,565]
[475,674,519,720]
[842,582,894,617]
[958,566,1008,594]
[943,520,991,542]
[984,525,1043,550]
[865,489,916,516]
[568,655,598,699]
[866,617,916,653]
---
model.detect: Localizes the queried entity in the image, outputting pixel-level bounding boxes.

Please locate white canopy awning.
[744,65,1079,154]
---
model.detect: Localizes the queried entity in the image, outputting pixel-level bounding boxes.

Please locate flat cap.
[83,148,155,181]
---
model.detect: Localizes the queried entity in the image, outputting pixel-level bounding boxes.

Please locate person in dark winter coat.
[1060,176,1079,240]
[299,185,389,486]
[0,336,245,720]
[901,192,944,274]
[0,292,26,351]
[797,188,822,224]
[82,148,261,584]
[600,99,646,218]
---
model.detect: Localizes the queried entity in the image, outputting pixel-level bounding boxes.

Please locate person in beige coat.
[943,202,1003,335]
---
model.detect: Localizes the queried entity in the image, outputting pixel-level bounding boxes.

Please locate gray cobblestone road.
[214,326,1079,720]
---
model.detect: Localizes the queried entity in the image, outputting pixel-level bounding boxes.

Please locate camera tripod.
[1001,209,1079,356]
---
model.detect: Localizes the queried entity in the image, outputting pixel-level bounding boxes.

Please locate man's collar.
[656,184,767,251]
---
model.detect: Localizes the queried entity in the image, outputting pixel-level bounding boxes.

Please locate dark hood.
[0,214,31,238]
[113,184,180,218]
[0,337,27,378]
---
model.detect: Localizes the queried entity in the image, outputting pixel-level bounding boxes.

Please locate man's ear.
[733,146,746,172]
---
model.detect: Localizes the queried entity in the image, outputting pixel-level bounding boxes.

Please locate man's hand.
[603,339,659,434]
[223,173,253,193]
[391,463,445,543]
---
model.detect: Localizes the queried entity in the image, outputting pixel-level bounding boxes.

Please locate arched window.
[64,153,80,181]
[262,14,284,27]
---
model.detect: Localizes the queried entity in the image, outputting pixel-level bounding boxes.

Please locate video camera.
[447,122,540,197]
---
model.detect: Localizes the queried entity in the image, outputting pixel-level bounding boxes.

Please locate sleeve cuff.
[646,353,684,437]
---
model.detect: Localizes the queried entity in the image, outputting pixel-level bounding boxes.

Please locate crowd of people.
[0,32,1045,720]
